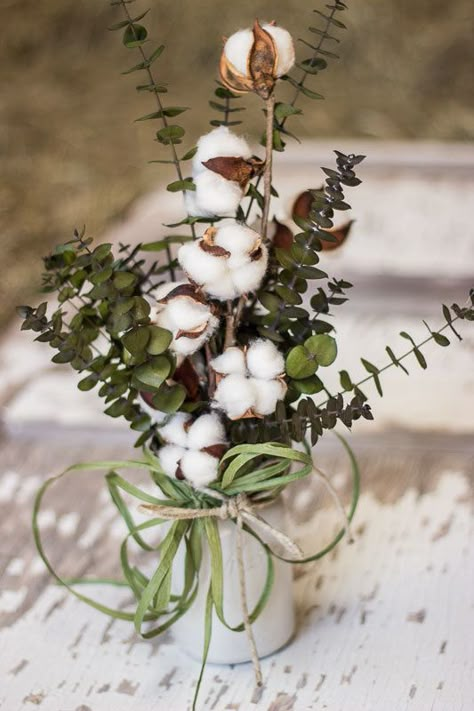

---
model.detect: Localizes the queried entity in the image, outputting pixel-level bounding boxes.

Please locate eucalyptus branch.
[285,1,345,116]
[114,0,196,242]
[310,301,473,420]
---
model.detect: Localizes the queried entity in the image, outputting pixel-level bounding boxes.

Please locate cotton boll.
[214,224,260,257]
[187,413,226,450]
[194,171,243,217]
[263,24,295,76]
[180,450,219,487]
[251,377,287,416]
[172,326,214,356]
[213,373,256,419]
[212,347,247,376]
[184,189,206,218]
[231,246,268,294]
[159,444,184,478]
[153,307,175,334]
[159,412,191,447]
[166,298,210,332]
[202,274,238,301]
[153,281,185,301]
[247,339,285,380]
[223,29,254,77]
[193,126,252,176]
[178,241,228,285]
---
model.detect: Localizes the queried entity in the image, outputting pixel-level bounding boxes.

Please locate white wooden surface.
[0,430,473,710]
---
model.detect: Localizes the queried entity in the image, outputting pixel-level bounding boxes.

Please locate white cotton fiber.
[180,450,219,487]
[213,373,256,419]
[246,339,285,379]
[203,275,239,301]
[166,298,209,332]
[178,241,229,285]
[184,189,206,218]
[172,322,216,356]
[231,247,268,294]
[187,412,226,450]
[263,24,295,76]
[193,126,252,175]
[211,347,247,376]
[223,30,254,77]
[194,171,244,217]
[159,444,184,478]
[159,412,191,447]
[251,377,287,415]
[215,223,260,257]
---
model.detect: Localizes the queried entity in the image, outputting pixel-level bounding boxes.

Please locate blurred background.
[1,0,473,330]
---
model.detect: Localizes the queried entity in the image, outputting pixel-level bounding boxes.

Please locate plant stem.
[244,2,342,223]
[119,0,196,247]
[261,94,275,241]
[313,312,465,416]
[224,300,235,349]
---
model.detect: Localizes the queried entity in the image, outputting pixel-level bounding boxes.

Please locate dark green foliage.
[209,84,245,128]
[18,229,180,447]
[250,151,364,358]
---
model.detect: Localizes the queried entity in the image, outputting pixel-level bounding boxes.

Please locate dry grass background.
[1,0,473,329]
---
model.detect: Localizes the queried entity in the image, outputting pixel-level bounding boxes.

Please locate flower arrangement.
[18,1,473,708]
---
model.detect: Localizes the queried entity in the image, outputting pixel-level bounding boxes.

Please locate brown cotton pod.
[292,189,322,222]
[175,323,209,340]
[157,282,208,306]
[201,443,228,459]
[173,357,201,401]
[272,218,294,249]
[219,52,255,94]
[248,19,277,99]
[199,226,231,258]
[202,156,264,189]
[320,220,354,251]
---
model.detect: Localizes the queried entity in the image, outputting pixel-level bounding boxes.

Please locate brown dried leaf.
[292,189,321,222]
[249,19,277,99]
[320,220,354,251]
[173,357,201,401]
[272,218,294,249]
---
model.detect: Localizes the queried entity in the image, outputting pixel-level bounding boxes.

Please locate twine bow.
[139,491,304,686]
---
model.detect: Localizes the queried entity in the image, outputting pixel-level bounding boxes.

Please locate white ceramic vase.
[171,500,295,664]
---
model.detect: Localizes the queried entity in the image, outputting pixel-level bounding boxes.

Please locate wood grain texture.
[1,427,473,710]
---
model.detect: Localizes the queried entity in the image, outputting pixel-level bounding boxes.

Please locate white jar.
[171,500,295,664]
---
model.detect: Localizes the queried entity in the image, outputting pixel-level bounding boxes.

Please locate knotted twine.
[139,491,304,686]
[139,471,353,688]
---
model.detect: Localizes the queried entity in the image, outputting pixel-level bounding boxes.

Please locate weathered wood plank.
[1,429,472,710]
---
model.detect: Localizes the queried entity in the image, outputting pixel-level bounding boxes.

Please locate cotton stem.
[261,93,275,241]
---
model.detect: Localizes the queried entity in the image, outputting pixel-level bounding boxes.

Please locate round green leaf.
[123,24,148,48]
[122,327,150,357]
[133,356,171,391]
[147,326,172,355]
[285,345,317,379]
[293,375,324,395]
[304,334,337,366]
[152,384,186,413]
